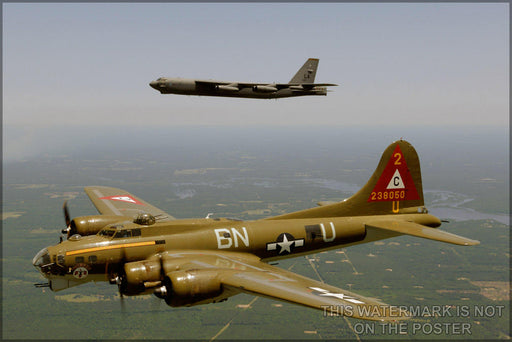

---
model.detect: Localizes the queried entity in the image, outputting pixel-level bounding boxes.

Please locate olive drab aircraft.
[149,58,337,99]
[33,140,479,322]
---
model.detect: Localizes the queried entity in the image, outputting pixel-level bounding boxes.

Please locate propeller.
[154,253,169,301]
[117,247,128,295]
[116,247,128,312]
[150,256,165,310]
[146,254,166,311]
[158,253,166,282]
[61,201,72,238]
[118,280,126,313]
[106,248,127,312]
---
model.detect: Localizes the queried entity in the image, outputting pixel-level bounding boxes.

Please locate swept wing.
[194,80,337,91]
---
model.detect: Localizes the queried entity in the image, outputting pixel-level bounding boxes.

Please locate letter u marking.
[320,222,336,242]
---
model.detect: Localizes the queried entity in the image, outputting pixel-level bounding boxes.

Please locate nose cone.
[149,77,167,91]
[33,248,50,271]
[149,80,158,90]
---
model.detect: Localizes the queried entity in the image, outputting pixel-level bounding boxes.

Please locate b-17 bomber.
[33,140,479,322]
[149,58,337,99]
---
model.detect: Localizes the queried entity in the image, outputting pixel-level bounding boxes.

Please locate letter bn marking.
[215,227,250,249]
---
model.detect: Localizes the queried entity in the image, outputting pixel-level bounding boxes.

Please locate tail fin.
[269,140,425,220]
[289,58,319,84]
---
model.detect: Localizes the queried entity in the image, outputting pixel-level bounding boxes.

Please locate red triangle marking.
[368,144,420,202]
[99,195,145,205]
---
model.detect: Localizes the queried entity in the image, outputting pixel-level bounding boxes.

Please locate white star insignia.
[309,287,365,304]
[277,234,294,254]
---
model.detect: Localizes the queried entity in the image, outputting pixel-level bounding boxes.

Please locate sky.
[3,3,509,129]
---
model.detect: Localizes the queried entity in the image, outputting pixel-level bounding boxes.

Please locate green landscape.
[2,125,509,340]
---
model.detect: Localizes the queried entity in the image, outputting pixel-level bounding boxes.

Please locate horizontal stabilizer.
[317,201,338,206]
[366,220,480,246]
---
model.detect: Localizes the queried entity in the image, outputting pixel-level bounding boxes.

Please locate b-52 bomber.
[33,140,478,322]
[149,58,337,99]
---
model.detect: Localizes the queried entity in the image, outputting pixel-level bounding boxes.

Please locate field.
[2,125,509,339]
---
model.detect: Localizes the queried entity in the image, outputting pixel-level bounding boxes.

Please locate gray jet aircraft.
[149,58,337,99]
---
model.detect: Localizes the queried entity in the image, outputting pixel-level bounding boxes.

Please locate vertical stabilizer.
[289,58,319,84]
[268,140,425,219]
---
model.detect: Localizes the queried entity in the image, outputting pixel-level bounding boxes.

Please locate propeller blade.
[63,201,71,227]
[117,247,128,313]
[116,288,126,313]
[154,253,170,300]
[117,247,127,296]
[62,201,72,237]
[158,253,165,280]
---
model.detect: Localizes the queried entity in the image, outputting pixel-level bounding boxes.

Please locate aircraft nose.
[149,80,160,90]
[33,248,50,271]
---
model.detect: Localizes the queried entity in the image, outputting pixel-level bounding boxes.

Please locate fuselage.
[32,140,478,317]
[149,78,328,99]
[33,212,440,290]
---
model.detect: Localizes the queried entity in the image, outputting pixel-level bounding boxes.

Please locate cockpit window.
[98,229,115,237]
[114,230,131,239]
[113,228,141,239]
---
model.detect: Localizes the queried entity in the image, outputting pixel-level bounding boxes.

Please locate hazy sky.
[3,3,509,127]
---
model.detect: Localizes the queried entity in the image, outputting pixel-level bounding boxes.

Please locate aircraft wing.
[84,186,175,221]
[195,80,236,89]
[163,251,409,322]
[195,80,264,90]
[282,83,338,87]
[277,82,338,90]
[194,80,338,91]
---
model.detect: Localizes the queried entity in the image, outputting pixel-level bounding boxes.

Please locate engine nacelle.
[123,259,162,295]
[122,261,225,305]
[252,85,278,93]
[215,85,238,92]
[70,215,126,236]
[159,269,223,307]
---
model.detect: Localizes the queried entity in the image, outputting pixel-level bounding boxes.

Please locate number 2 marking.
[394,153,402,165]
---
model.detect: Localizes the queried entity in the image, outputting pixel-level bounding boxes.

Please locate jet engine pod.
[252,85,278,93]
[158,269,223,307]
[215,85,238,92]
